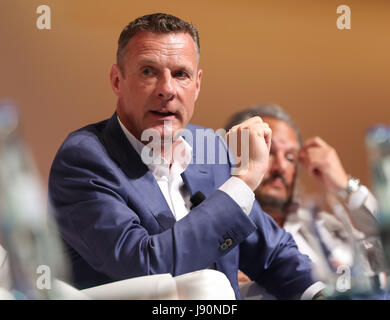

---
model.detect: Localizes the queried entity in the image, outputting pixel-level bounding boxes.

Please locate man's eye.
[174,71,189,78]
[286,154,296,163]
[142,68,153,75]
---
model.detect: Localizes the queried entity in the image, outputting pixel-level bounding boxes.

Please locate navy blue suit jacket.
[49,114,315,299]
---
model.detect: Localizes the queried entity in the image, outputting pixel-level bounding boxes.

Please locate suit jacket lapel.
[101,116,218,230]
[181,163,215,198]
[181,126,215,199]
[101,113,176,231]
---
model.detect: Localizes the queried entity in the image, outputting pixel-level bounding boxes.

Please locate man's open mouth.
[151,110,175,117]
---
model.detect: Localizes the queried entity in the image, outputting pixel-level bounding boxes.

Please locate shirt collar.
[117,116,192,179]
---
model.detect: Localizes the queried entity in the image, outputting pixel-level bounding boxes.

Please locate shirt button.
[242,207,248,214]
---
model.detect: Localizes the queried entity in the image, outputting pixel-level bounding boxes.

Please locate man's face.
[111,31,202,141]
[255,117,300,210]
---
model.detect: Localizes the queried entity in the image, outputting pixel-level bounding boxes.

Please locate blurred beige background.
[0,0,389,194]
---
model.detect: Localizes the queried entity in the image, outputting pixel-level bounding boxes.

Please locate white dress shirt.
[118,118,255,220]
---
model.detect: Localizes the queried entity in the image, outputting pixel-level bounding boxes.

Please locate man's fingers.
[299,148,323,166]
[262,126,272,151]
[301,136,327,150]
[227,117,270,148]
[230,116,264,132]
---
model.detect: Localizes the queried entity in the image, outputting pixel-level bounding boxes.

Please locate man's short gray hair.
[224,104,302,145]
[116,13,200,76]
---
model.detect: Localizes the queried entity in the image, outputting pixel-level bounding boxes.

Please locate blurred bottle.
[0,100,69,299]
[365,124,390,287]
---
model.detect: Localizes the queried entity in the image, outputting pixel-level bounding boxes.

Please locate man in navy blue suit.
[48,13,323,299]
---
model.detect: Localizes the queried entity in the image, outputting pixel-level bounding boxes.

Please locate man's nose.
[156,71,176,101]
[270,153,287,174]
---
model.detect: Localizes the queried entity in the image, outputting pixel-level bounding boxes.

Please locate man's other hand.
[298,137,348,193]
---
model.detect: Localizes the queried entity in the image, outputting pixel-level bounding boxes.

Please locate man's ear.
[194,69,202,101]
[110,64,123,98]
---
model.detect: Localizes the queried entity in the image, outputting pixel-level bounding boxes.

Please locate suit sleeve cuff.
[218,177,255,215]
[347,185,369,210]
[300,281,326,300]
